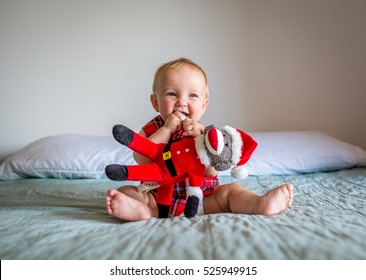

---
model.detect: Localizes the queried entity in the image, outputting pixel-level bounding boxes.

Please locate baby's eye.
[167,92,176,96]
[189,93,199,98]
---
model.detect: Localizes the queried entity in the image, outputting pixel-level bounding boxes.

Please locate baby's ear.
[150,94,160,112]
[204,125,215,133]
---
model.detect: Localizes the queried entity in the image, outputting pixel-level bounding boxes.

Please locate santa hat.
[222,126,258,179]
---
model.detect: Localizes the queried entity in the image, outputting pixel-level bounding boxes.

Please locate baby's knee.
[217,183,246,199]
[220,183,242,192]
[228,183,243,188]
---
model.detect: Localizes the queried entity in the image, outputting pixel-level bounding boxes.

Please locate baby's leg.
[105,185,158,221]
[204,183,293,216]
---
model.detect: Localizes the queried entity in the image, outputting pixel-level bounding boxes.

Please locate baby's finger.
[173,111,188,121]
[182,126,197,137]
[182,130,191,137]
[183,118,194,129]
[183,122,192,131]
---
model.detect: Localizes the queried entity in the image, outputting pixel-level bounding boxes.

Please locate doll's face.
[150,65,208,122]
[205,128,234,171]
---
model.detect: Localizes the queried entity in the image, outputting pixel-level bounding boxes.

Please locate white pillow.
[0,134,136,180]
[1,131,365,180]
[220,131,366,176]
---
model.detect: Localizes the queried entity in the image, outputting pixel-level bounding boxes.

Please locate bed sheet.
[0,168,365,260]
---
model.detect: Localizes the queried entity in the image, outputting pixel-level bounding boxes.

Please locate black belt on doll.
[163,144,178,177]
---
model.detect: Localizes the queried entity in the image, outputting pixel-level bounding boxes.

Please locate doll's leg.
[126,164,164,181]
[112,124,134,146]
[105,163,163,181]
[112,124,159,159]
[155,184,175,218]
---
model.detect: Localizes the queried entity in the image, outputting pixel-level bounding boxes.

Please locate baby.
[106,58,293,221]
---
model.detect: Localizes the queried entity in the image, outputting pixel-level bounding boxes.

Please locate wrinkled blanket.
[1,168,365,259]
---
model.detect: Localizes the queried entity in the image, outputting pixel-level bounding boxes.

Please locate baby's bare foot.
[260,184,293,216]
[105,189,152,221]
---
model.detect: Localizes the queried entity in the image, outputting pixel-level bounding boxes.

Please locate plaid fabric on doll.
[142,115,219,217]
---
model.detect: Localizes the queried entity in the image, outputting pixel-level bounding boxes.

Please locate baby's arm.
[148,112,181,143]
[133,112,184,164]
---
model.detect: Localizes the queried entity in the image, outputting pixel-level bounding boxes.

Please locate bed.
[1,131,365,260]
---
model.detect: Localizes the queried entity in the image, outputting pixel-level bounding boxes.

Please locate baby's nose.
[177,95,189,104]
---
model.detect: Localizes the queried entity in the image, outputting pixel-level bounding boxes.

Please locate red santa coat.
[124,132,206,206]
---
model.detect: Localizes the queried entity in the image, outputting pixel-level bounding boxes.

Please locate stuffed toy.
[105,124,257,218]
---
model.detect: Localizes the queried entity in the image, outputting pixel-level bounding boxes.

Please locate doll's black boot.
[157,204,170,218]
[112,124,134,146]
[184,196,199,218]
[105,164,128,181]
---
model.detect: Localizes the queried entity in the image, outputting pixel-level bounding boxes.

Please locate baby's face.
[151,65,208,122]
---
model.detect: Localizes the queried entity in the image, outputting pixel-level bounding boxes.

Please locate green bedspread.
[1,168,365,259]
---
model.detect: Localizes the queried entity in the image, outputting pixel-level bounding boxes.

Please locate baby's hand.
[182,118,205,137]
[204,166,219,177]
[164,112,186,134]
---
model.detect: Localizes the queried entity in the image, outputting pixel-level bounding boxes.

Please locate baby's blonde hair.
[152,58,209,97]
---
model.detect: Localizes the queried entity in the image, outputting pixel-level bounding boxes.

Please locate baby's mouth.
[174,110,189,118]
[180,112,188,118]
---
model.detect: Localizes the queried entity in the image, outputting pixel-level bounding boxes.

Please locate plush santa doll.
[105,124,257,218]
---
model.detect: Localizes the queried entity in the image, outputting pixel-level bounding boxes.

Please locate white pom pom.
[231,166,249,179]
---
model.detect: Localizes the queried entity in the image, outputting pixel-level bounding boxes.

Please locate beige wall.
[1,0,366,162]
